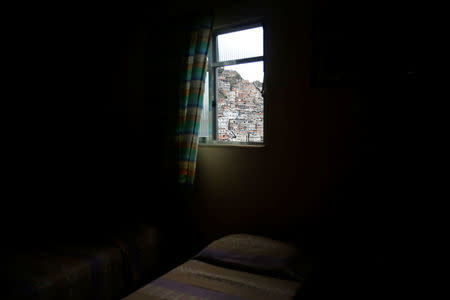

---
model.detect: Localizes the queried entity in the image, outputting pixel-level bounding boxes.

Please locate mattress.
[122,234,311,300]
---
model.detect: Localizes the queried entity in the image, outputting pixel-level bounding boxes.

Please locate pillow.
[194,234,311,281]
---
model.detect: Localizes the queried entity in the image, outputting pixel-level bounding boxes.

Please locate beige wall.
[190,0,358,243]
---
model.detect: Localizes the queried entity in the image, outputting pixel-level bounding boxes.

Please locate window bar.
[210,56,264,68]
[212,33,218,140]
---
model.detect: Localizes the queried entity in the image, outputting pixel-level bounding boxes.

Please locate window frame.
[200,20,266,147]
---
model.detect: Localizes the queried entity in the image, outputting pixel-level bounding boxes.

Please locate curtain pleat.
[177,16,213,184]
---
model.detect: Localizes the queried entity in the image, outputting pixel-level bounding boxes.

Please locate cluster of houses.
[217,69,264,142]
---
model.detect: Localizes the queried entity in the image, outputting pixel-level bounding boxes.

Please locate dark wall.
[2,3,183,245]
[1,2,433,277]
[192,0,429,261]
[188,1,433,296]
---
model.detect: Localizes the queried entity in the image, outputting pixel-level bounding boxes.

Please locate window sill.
[199,142,266,149]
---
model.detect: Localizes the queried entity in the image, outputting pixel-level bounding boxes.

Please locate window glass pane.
[198,71,210,137]
[217,27,263,62]
[217,61,264,142]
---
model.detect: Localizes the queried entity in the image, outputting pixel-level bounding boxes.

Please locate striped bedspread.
[123,234,309,300]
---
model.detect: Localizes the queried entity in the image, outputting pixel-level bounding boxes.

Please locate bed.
[4,224,160,300]
[122,234,312,300]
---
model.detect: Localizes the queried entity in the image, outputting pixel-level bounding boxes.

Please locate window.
[199,23,265,145]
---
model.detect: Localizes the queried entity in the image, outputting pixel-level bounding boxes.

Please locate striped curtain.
[177,16,213,184]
